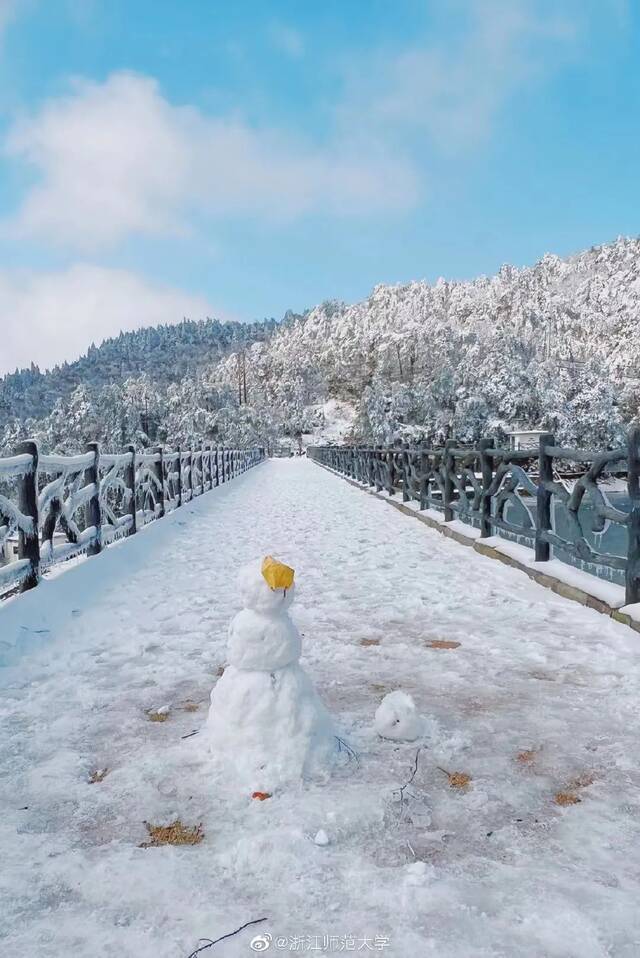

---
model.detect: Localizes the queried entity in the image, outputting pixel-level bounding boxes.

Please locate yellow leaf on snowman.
[261,555,295,590]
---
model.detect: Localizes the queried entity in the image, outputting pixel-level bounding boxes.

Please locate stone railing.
[308,429,640,607]
[0,442,265,599]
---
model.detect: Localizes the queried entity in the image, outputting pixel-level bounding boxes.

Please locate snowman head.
[237,556,296,614]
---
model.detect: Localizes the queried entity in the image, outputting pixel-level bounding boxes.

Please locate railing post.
[186,449,192,500]
[84,441,102,556]
[419,448,428,510]
[535,432,554,562]
[625,425,640,605]
[153,445,165,518]
[16,440,40,592]
[214,446,220,486]
[389,449,398,496]
[175,447,182,507]
[401,446,410,502]
[207,443,214,489]
[443,439,455,522]
[479,438,493,538]
[374,447,383,492]
[199,443,205,495]
[125,444,137,535]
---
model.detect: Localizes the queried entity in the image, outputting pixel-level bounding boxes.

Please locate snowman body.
[205,559,335,792]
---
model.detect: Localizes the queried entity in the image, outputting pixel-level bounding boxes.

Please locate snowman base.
[206,663,336,794]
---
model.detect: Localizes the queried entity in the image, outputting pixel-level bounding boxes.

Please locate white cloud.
[269,22,305,59]
[0,1,616,256]
[0,264,220,374]
[2,71,418,250]
[0,0,20,46]
[338,0,588,151]
[0,0,16,32]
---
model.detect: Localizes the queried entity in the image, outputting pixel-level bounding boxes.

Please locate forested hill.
[0,316,280,423]
[238,234,639,449]
[1,236,639,455]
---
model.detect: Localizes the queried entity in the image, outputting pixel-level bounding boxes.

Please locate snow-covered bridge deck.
[2,458,640,957]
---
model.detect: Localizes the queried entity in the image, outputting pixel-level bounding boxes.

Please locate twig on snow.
[395,747,423,805]
[186,917,268,957]
[335,735,360,766]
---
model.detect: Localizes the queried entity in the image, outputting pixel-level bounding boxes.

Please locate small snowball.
[157,778,178,797]
[405,860,432,885]
[374,691,422,741]
[314,829,330,846]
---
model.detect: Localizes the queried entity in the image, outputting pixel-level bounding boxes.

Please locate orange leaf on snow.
[438,767,472,790]
[448,772,472,789]
[554,792,581,806]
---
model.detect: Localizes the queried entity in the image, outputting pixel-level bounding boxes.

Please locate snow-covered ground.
[2,458,640,957]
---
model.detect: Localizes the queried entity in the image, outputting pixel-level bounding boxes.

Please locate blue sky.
[0,0,638,373]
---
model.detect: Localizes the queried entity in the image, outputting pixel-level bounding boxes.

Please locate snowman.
[205,556,336,794]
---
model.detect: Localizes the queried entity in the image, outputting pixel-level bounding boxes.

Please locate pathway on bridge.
[2,458,640,957]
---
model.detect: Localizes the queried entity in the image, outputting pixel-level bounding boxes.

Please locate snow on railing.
[0,452,34,479]
[38,450,98,568]
[0,441,265,600]
[0,447,37,593]
[308,427,640,607]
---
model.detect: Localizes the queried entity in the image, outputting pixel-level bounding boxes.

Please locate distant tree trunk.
[236,351,247,405]
[242,353,248,405]
[408,339,417,383]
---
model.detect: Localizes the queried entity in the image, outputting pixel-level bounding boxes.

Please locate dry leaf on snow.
[140,820,204,847]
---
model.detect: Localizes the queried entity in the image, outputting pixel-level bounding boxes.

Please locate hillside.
[1,236,638,454]
[0,317,280,425]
